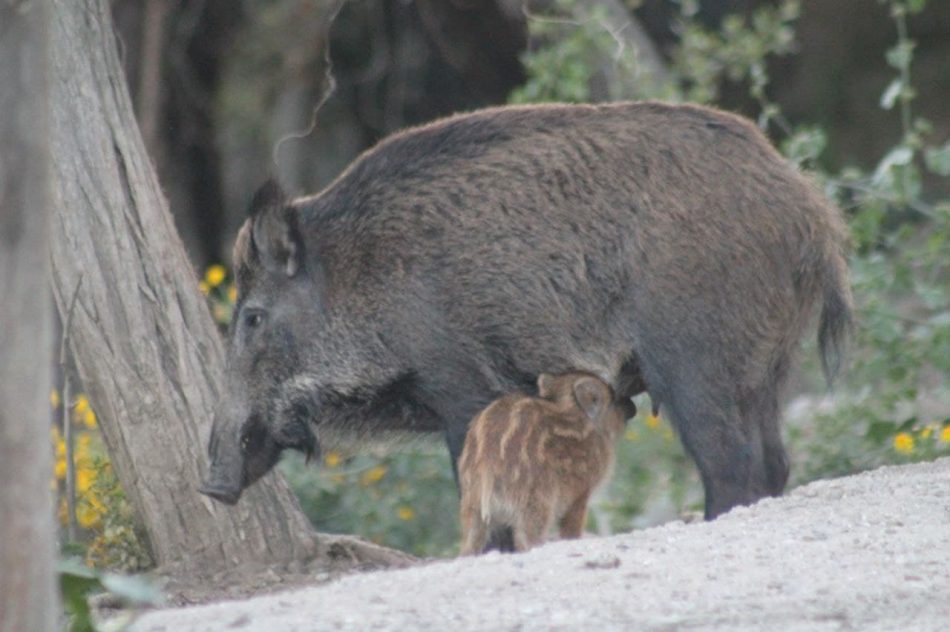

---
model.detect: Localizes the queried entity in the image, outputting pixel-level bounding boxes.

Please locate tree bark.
[0,0,58,630]
[48,0,412,578]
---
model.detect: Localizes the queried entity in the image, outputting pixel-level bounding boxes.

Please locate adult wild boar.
[200,101,852,520]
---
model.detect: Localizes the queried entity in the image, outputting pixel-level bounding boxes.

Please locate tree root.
[149,532,421,607]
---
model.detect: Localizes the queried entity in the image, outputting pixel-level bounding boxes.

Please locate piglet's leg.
[516,497,554,551]
[458,497,489,555]
[558,491,592,539]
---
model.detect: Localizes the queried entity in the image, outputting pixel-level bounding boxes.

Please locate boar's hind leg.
[739,383,789,497]
[666,383,770,520]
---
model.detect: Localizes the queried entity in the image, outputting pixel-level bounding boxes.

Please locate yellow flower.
[360,465,387,486]
[205,265,227,288]
[893,432,914,454]
[75,453,94,472]
[82,408,97,429]
[74,395,89,415]
[77,503,100,530]
[50,389,61,409]
[324,452,342,468]
[198,280,210,295]
[940,426,950,444]
[227,284,238,303]
[50,426,61,443]
[396,506,415,521]
[77,467,95,493]
[54,458,67,481]
[625,429,640,442]
[77,433,92,450]
[645,413,661,430]
[55,438,66,459]
[920,426,932,440]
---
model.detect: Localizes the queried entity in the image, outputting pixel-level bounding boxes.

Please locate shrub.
[51,393,151,571]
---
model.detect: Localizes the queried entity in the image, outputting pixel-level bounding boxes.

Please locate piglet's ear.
[248,179,302,278]
[572,376,608,422]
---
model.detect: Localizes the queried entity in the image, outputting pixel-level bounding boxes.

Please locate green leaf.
[873,146,914,184]
[924,143,950,176]
[866,421,898,443]
[885,42,914,70]
[57,557,164,632]
[880,79,902,110]
[898,417,919,432]
[782,127,827,164]
[58,559,100,632]
[99,573,164,606]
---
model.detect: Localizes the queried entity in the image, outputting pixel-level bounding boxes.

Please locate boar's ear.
[536,373,556,399]
[248,179,303,278]
[572,376,608,422]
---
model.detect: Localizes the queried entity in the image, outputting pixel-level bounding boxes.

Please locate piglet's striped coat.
[458,372,630,555]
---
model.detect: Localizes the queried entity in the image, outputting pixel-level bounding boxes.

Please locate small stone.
[583,553,621,569]
[227,613,250,628]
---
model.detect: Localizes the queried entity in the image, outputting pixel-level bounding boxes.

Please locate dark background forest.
[110,0,950,268]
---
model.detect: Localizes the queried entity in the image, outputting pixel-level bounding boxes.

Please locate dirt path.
[133,457,950,631]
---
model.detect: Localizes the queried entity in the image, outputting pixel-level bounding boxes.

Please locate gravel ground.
[134,457,950,631]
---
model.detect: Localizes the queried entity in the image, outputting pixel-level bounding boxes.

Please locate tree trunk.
[111,0,240,269]
[47,0,411,579]
[0,1,58,630]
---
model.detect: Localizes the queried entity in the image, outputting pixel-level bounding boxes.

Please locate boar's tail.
[817,248,854,387]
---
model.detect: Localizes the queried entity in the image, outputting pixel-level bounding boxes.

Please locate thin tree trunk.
[0,0,58,630]
[135,0,170,159]
[579,0,669,89]
[47,0,411,578]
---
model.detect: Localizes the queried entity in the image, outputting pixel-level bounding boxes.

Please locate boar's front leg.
[423,379,496,486]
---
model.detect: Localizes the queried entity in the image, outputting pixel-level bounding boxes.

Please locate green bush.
[280,446,460,558]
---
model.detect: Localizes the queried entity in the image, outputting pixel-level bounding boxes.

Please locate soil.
[130,457,949,631]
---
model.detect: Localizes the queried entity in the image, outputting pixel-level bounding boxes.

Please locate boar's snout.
[198,478,242,505]
[201,400,250,506]
[199,451,245,505]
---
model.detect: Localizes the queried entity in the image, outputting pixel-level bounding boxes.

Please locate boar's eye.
[240,418,268,455]
[242,308,266,331]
